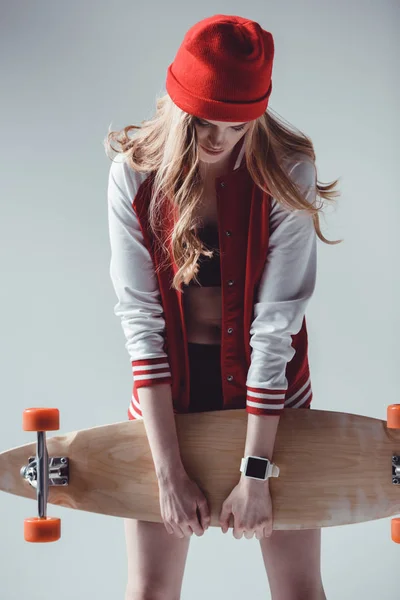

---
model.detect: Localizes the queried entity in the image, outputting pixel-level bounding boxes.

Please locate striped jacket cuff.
[246,386,286,416]
[132,357,172,388]
[246,376,312,416]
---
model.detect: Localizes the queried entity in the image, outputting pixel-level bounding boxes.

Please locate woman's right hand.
[158,470,211,538]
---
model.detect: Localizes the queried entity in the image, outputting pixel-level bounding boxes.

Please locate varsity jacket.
[107,137,317,421]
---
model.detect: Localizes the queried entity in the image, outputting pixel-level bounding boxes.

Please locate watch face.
[246,457,268,479]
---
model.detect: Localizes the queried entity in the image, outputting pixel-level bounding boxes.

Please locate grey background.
[1,1,399,598]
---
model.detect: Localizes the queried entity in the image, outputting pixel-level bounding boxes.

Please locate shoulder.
[108,154,150,205]
[281,152,316,195]
[270,152,317,210]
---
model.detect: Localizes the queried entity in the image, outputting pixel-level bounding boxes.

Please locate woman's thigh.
[124,518,191,600]
[259,528,324,600]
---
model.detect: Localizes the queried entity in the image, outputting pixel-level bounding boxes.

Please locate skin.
[193,116,251,177]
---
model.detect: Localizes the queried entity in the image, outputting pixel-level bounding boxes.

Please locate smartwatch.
[240,455,280,481]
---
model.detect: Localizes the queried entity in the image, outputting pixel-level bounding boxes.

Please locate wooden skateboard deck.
[1,408,400,531]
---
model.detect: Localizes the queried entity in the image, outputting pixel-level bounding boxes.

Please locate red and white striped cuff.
[246,376,312,415]
[131,357,172,388]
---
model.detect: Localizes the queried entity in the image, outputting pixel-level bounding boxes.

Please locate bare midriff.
[183,286,222,345]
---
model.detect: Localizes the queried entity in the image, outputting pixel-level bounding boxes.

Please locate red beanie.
[166,14,274,122]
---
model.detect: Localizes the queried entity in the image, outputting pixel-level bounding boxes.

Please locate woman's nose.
[208,135,225,146]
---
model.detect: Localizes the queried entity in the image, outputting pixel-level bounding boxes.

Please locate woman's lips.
[200,144,224,155]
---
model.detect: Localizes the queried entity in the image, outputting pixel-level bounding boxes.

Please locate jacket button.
[227,375,234,382]
[225,230,232,236]
[228,280,234,286]
[227,327,234,334]
[220,181,226,187]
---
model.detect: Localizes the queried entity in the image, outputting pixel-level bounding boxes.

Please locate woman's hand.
[158,470,211,538]
[219,478,273,539]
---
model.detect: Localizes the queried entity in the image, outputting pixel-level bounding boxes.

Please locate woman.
[105,14,339,600]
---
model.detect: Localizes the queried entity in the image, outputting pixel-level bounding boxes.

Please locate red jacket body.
[107,138,317,421]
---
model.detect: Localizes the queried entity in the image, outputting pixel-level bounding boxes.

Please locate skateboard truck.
[392,456,400,484]
[21,453,69,488]
[21,408,64,543]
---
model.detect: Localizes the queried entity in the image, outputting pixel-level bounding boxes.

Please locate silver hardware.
[21,456,69,489]
[392,455,400,484]
[20,430,69,519]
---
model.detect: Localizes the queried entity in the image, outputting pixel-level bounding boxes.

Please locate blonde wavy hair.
[104,93,342,292]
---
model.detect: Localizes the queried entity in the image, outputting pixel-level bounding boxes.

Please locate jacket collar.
[232,135,246,171]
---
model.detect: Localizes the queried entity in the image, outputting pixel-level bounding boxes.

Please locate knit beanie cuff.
[166,65,273,121]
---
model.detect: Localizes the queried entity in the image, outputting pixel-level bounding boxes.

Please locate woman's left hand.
[219,478,273,539]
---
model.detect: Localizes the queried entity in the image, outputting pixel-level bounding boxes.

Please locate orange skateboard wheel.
[24,517,61,543]
[391,518,400,544]
[387,405,400,429]
[22,408,59,432]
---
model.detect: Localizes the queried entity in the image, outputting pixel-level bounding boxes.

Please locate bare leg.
[259,528,327,600]
[124,518,191,600]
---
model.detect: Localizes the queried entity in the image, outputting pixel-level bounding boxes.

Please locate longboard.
[1,407,400,542]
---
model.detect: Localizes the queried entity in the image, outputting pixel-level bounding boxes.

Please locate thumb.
[219,500,231,533]
[197,495,211,530]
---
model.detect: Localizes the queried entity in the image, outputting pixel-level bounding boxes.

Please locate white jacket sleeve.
[245,158,317,415]
[107,158,172,389]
